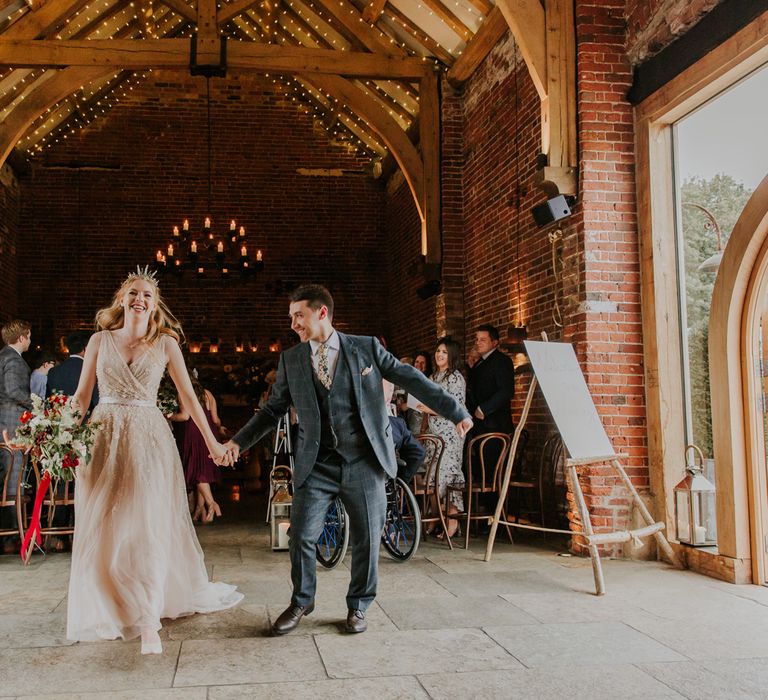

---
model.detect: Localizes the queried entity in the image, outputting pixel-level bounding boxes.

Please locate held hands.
[211,440,241,467]
[455,417,474,438]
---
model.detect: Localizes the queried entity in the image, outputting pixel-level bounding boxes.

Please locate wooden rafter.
[495,0,545,98]
[0,39,433,79]
[353,79,410,126]
[308,0,403,57]
[467,0,493,13]
[447,5,507,87]
[154,0,195,23]
[419,0,472,43]
[418,69,439,262]
[383,4,454,65]
[218,0,262,26]
[361,0,387,25]
[137,0,157,39]
[2,0,91,39]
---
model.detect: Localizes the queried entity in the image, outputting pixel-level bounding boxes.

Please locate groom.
[222,284,472,635]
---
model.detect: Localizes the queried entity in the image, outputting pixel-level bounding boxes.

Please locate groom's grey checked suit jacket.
[232,333,470,483]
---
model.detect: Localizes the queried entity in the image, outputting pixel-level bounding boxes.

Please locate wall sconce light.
[249,341,259,353]
[235,338,244,353]
[189,339,202,354]
[209,337,220,354]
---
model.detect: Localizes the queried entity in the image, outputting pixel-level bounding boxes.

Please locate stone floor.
[2,500,768,699]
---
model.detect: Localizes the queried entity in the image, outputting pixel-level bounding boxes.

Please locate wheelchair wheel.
[316,497,350,569]
[381,477,421,561]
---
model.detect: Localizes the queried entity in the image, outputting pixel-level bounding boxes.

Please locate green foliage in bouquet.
[14,393,100,482]
[157,372,180,416]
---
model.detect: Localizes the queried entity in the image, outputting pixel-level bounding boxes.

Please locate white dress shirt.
[309,330,341,383]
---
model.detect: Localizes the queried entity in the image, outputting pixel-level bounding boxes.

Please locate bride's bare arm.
[72,333,101,423]
[165,337,228,463]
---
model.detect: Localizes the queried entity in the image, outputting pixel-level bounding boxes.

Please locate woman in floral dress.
[418,338,467,539]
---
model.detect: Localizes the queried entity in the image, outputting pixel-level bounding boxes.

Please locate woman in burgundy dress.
[174,374,226,523]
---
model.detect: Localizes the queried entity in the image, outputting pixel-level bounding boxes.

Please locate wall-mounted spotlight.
[532,195,573,227]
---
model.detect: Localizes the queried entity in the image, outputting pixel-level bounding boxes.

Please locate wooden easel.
[484,338,682,595]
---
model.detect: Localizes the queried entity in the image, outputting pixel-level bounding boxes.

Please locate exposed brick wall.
[17,72,388,354]
[574,0,646,554]
[0,163,20,322]
[625,0,724,65]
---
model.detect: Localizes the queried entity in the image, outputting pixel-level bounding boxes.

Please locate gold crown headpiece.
[124,265,160,287]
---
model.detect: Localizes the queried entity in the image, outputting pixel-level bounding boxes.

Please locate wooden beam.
[495,0,546,99]
[384,4,455,65]
[361,0,387,25]
[310,0,403,57]
[447,5,507,87]
[2,0,90,39]
[196,0,219,65]
[137,0,157,38]
[155,0,196,23]
[305,72,426,225]
[379,117,418,180]
[0,66,114,166]
[218,0,262,26]
[468,0,493,13]
[418,69,440,264]
[0,39,433,78]
[419,0,472,42]
[538,0,577,194]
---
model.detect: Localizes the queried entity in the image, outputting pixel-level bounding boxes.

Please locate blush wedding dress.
[66,331,243,646]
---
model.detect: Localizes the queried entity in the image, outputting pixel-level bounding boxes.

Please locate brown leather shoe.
[271,603,314,636]
[345,609,367,634]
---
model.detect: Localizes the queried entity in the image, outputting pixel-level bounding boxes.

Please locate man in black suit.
[47,331,99,410]
[467,324,515,479]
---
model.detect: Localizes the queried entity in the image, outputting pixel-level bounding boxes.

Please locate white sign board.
[524,340,615,460]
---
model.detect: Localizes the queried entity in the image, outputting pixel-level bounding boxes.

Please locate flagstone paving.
[2,513,768,699]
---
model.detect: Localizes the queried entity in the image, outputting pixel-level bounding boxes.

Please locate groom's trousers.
[289,456,386,611]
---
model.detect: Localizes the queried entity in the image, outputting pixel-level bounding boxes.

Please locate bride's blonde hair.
[95,269,184,345]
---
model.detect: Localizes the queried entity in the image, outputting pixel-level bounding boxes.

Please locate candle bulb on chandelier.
[217,241,224,254]
[204,217,211,230]
[239,225,245,237]
[241,244,247,258]
[190,240,197,254]
[183,219,189,232]
[230,220,236,231]
[167,243,174,257]
[156,250,163,263]
[173,225,180,237]
[256,249,263,262]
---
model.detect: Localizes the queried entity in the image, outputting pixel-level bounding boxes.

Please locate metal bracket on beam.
[190,36,227,78]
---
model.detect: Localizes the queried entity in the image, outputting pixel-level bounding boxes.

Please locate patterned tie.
[316,343,332,390]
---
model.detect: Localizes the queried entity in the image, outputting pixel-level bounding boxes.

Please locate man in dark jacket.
[47,331,99,411]
[0,320,32,551]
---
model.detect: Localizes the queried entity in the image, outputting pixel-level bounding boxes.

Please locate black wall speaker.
[531,195,572,227]
[416,280,442,300]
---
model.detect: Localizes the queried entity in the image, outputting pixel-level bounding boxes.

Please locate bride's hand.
[209,442,230,466]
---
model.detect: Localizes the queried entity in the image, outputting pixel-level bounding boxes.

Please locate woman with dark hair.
[417,337,467,538]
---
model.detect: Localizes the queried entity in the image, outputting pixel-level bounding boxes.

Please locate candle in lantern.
[183,219,189,232]
[239,225,245,237]
[230,220,236,231]
[217,241,224,253]
[241,245,247,258]
[173,225,180,237]
[204,217,211,229]
[256,249,263,262]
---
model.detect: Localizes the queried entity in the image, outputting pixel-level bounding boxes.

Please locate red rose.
[20,411,33,424]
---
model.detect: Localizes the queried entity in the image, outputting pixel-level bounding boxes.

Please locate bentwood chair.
[411,434,453,549]
[449,432,512,550]
[0,444,30,546]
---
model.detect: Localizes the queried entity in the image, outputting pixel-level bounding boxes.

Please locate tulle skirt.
[66,404,242,642]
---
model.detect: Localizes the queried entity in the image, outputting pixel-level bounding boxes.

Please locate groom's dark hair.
[290,284,334,319]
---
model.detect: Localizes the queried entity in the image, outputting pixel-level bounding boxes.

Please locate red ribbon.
[21,471,51,562]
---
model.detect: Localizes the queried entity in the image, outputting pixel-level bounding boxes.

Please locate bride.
[66,267,243,654]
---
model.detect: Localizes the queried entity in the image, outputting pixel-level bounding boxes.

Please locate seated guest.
[404,351,432,435]
[466,346,481,370]
[383,380,425,481]
[30,353,56,399]
[47,331,99,411]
